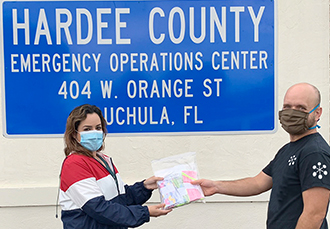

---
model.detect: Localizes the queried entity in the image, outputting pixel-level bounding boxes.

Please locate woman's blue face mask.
[79,130,104,152]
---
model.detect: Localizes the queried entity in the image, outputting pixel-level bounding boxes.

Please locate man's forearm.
[217,172,272,197]
[295,212,324,229]
[217,177,267,196]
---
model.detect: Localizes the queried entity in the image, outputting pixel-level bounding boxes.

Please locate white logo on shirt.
[288,155,297,166]
[312,162,328,180]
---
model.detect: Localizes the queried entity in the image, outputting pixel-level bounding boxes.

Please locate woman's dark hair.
[64,104,107,157]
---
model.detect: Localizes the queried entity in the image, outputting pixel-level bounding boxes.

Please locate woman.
[59,104,171,229]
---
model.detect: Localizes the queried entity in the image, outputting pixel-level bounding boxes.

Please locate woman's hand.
[143,176,163,190]
[148,203,172,217]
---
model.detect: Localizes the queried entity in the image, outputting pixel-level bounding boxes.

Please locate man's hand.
[191,179,218,196]
[192,172,272,197]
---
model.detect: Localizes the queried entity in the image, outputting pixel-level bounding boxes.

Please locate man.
[192,83,330,228]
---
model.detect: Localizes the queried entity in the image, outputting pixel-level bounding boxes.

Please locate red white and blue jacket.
[59,153,152,229]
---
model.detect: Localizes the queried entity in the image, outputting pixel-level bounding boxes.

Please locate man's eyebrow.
[296,104,306,108]
[282,103,307,109]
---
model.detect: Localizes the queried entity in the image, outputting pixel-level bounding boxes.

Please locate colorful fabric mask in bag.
[151,152,205,209]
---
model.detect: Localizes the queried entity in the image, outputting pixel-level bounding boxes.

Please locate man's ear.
[316,107,322,121]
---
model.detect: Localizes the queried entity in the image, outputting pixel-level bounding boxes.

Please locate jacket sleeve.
[61,156,150,227]
[123,181,153,205]
[82,195,150,228]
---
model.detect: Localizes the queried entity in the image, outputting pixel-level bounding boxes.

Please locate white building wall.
[0,0,329,228]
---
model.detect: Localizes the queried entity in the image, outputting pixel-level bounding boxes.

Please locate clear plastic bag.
[151,152,205,209]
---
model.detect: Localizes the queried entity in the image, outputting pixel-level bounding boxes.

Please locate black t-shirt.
[263,133,330,229]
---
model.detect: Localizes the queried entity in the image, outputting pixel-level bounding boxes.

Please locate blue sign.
[2,0,276,136]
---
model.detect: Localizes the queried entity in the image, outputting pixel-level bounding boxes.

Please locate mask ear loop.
[309,104,320,114]
[103,132,106,143]
[309,125,320,130]
[74,130,82,146]
[308,104,321,129]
